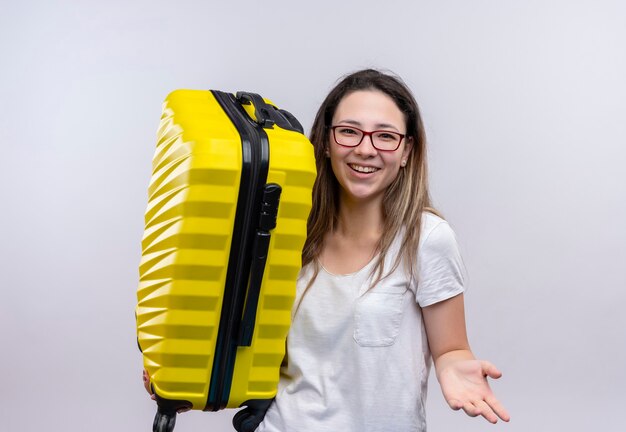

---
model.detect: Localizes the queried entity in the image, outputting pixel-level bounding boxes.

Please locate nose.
[354,133,378,157]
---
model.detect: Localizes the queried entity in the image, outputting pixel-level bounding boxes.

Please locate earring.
[401,160,407,167]
[325,149,330,157]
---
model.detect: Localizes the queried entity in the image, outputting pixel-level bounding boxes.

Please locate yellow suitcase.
[136,90,316,431]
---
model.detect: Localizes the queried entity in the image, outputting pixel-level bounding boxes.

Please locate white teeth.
[349,164,378,173]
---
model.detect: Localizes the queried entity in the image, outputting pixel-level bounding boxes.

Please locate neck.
[335,192,384,241]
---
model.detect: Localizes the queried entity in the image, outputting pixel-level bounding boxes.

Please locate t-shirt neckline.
[318,254,379,278]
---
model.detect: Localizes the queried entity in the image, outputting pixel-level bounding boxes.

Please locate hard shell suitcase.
[136,89,316,432]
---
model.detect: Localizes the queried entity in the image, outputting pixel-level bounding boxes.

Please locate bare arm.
[422,293,510,423]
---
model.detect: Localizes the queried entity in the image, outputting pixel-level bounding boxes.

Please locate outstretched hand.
[438,359,510,424]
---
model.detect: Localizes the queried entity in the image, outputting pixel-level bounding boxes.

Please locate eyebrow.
[336,119,401,132]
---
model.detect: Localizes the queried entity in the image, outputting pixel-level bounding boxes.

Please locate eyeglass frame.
[329,125,406,152]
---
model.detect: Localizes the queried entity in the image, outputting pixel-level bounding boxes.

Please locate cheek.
[327,151,342,180]
[383,157,403,183]
[383,155,403,170]
[328,146,348,170]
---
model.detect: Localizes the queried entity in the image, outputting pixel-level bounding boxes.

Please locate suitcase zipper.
[206,91,271,411]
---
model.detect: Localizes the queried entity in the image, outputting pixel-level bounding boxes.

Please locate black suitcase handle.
[238,183,282,346]
[236,91,304,133]
[236,92,276,128]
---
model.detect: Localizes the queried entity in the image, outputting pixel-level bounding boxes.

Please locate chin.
[343,187,383,203]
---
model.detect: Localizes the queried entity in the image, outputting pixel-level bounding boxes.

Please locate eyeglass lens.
[333,126,402,151]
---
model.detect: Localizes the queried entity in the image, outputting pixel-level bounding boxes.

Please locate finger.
[480,360,503,379]
[142,370,153,395]
[462,402,479,417]
[486,395,511,422]
[446,398,463,411]
[474,400,498,424]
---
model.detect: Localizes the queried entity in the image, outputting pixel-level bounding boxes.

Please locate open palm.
[438,359,510,423]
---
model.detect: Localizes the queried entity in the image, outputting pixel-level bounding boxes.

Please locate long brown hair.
[303,69,440,285]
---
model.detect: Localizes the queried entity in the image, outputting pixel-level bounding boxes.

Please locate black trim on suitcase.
[206,90,272,411]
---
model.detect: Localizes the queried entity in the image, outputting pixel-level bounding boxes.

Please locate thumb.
[480,360,503,379]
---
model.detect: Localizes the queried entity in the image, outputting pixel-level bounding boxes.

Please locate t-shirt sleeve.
[415,221,466,307]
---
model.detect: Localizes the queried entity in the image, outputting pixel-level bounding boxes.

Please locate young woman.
[254,69,510,431]
[143,69,509,431]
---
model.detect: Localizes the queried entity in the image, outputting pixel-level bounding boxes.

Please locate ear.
[402,136,413,161]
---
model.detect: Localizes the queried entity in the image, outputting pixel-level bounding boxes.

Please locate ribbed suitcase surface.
[137,90,316,427]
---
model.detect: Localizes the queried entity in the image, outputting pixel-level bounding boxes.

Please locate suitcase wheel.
[233,409,257,432]
[232,399,273,432]
[153,411,176,432]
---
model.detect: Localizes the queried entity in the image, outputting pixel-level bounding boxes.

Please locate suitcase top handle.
[236,91,304,134]
[236,92,275,128]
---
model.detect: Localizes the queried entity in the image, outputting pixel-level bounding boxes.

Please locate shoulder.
[390,212,460,261]
[419,212,459,253]
[414,213,466,306]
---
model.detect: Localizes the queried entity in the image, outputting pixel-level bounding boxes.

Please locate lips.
[348,163,380,173]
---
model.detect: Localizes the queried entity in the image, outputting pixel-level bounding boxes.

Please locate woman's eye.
[376,132,398,141]
[339,127,358,135]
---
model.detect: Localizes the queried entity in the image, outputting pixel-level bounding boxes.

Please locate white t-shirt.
[256,213,466,432]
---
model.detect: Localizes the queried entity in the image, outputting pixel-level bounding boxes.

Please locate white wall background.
[1,0,624,431]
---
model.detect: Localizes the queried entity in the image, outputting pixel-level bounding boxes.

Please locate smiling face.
[329,89,412,205]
